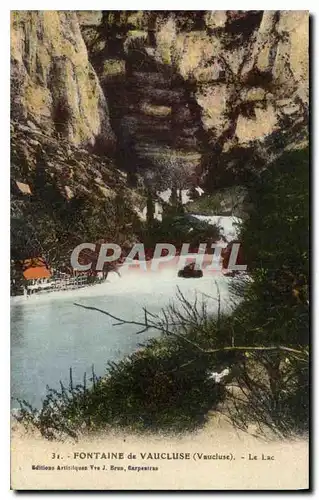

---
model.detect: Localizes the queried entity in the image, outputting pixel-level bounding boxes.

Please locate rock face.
[11,10,308,189]
[10,11,145,271]
[11,120,135,205]
[11,11,115,150]
[10,10,309,272]
[11,118,144,269]
[80,10,308,188]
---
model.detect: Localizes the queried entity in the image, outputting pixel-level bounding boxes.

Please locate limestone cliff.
[10,11,142,269]
[79,10,308,188]
[11,11,115,150]
[11,10,309,192]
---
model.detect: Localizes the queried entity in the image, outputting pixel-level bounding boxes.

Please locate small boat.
[178,263,203,279]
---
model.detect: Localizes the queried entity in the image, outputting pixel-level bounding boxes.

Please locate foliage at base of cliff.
[11,120,144,289]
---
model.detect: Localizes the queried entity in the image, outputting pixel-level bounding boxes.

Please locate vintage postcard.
[10,10,309,490]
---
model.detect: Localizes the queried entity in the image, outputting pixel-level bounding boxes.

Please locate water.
[11,264,239,408]
[11,217,242,409]
[190,215,242,242]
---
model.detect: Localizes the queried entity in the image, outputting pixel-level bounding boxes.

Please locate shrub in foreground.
[16,303,230,440]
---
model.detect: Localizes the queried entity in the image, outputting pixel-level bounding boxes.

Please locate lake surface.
[11,216,242,409]
[11,264,237,409]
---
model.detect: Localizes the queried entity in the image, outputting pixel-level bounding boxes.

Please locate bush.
[17,290,230,440]
[223,148,309,438]
[239,147,309,348]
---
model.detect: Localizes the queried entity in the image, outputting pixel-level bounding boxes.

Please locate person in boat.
[178,261,203,279]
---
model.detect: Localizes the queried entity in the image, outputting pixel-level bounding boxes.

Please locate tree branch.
[73,303,308,360]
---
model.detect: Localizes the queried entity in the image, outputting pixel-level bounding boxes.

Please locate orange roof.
[22,257,51,280]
